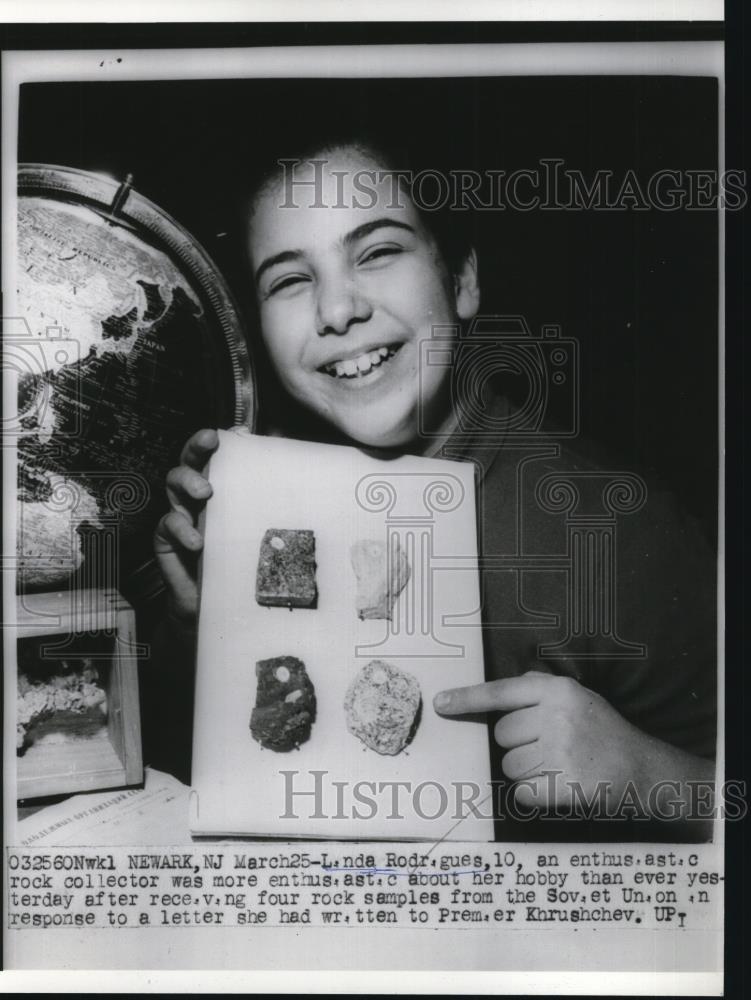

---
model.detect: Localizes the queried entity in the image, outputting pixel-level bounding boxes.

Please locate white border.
[0,1,727,25]
[2,41,724,84]
[0,970,726,994]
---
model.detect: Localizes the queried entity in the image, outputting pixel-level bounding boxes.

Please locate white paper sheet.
[190,430,494,840]
[16,768,191,847]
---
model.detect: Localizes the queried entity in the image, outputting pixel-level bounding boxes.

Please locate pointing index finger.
[433,675,546,716]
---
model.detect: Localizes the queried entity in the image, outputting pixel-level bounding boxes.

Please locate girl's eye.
[359,245,402,265]
[268,274,310,296]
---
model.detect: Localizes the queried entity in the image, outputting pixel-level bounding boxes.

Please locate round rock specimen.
[344,660,421,755]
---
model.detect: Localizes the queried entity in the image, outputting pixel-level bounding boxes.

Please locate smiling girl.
[154,138,716,830]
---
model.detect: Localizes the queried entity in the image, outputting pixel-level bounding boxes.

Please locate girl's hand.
[154,429,219,625]
[433,671,714,818]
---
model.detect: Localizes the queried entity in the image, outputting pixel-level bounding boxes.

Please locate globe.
[13,164,255,600]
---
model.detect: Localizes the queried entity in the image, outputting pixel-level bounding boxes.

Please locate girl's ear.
[454,248,481,321]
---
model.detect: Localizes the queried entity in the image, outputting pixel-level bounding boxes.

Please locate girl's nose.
[315,274,372,336]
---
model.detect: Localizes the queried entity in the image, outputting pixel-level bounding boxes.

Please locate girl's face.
[248,146,479,449]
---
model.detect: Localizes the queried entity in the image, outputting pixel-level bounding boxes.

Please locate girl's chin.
[345,427,414,450]
[332,411,416,450]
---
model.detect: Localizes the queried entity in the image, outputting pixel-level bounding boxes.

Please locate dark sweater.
[439,395,716,840]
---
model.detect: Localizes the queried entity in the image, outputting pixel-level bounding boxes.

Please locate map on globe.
[13,165,254,600]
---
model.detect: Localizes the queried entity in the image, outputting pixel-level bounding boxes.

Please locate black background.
[19,73,718,542]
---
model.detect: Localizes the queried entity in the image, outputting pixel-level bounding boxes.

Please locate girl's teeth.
[328,346,397,378]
